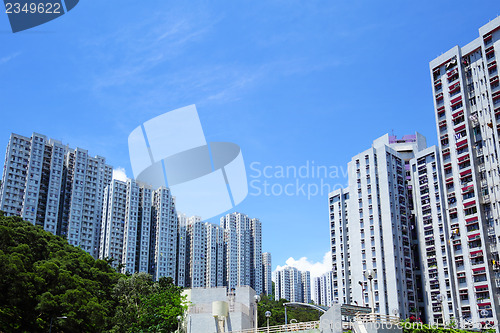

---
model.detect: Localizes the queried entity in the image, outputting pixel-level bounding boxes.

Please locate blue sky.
[1,0,500,277]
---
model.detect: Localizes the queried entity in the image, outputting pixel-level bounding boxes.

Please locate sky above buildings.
[1,0,500,279]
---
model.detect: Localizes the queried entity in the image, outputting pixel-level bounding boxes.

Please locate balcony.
[435,79,442,91]
[484,32,493,44]
[451,110,465,119]
[488,60,497,71]
[437,105,446,117]
[486,46,495,60]
[493,91,500,105]
[447,68,458,77]
[436,93,444,104]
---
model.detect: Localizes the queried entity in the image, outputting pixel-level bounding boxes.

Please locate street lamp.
[254,294,261,333]
[364,270,375,314]
[49,316,67,333]
[358,281,365,307]
[265,311,272,332]
[176,315,183,333]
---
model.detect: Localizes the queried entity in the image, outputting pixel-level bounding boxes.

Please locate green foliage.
[133,277,187,332]
[0,214,187,333]
[0,215,122,332]
[113,276,187,333]
[109,272,155,333]
[256,294,322,327]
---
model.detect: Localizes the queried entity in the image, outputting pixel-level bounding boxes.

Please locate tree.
[110,272,155,333]
[0,214,189,333]
[0,215,121,332]
[132,277,188,332]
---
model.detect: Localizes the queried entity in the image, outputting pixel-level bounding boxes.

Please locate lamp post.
[176,315,183,333]
[265,311,271,333]
[49,316,67,333]
[364,270,375,314]
[358,281,366,307]
[254,294,261,333]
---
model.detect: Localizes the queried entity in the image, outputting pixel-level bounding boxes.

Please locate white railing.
[354,313,400,324]
[227,321,320,333]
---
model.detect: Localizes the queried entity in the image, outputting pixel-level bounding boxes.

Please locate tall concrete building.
[0,132,112,258]
[274,266,311,303]
[410,147,459,323]
[100,179,152,274]
[315,271,335,307]
[205,222,225,288]
[99,180,178,282]
[302,270,312,304]
[428,17,500,325]
[221,212,263,295]
[184,215,207,288]
[150,187,178,282]
[329,133,427,318]
[178,214,225,288]
[262,252,273,296]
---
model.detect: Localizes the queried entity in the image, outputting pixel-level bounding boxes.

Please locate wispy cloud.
[76,2,346,129]
[83,7,219,91]
[0,52,21,65]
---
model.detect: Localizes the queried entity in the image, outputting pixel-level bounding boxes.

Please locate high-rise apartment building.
[410,147,459,323]
[428,17,500,325]
[274,266,311,303]
[177,214,188,288]
[177,214,225,288]
[329,133,427,318]
[99,179,178,282]
[262,252,273,296]
[0,132,112,258]
[0,133,268,293]
[150,187,178,282]
[184,215,207,288]
[315,271,335,307]
[205,222,225,288]
[100,179,153,274]
[302,270,312,304]
[221,212,263,295]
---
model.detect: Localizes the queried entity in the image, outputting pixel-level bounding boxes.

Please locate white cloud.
[112,167,128,182]
[275,251,332,279]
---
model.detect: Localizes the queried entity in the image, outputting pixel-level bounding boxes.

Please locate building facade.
[221,212,263,295]
[428,17,500,325]
[0,132,112,258]
[329,133,427,318]
[274,266,311,303]
[150,187,178,282]
[262,252,273,296]
[99,179,179,282]
[410,146,459,323]
[315,271,335,307]
[177,214,225,288]
[100,179,153,274]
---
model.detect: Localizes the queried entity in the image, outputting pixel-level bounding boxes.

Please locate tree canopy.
[0,213,186,332]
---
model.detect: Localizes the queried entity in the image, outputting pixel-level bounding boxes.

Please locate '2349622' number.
[5,2,61,14]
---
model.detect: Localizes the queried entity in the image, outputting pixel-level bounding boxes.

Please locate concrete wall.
[183,286,256,333]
